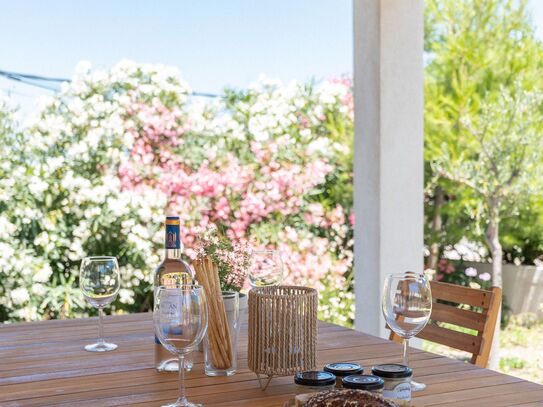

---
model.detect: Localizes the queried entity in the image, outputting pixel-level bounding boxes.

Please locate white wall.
[465,261,543,318]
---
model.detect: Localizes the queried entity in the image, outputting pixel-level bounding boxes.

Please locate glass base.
[84,342,117,352]
[157,358,193,372]
[204,367,235,377]
[162,398,202,407]
[411,380,426,391]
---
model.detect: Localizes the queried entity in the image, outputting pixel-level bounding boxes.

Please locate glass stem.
[178,354,187,403]
[403,338,409,366]
[98,307,105,345]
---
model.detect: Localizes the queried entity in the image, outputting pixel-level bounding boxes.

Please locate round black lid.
[323,362,363,377]
[294,371,336,387]
[371,364,413,379]
[342,374,385,390]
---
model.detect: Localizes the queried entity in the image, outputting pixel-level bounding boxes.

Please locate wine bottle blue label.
[165,217,181,249]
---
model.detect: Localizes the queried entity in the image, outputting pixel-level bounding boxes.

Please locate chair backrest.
[388,280,502,368]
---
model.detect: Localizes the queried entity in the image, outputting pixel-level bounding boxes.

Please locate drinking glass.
[203,291,240,376]
[154,285,208,407]
[80,256,121,352]
[248,250,284,288]
[382,271,432,392]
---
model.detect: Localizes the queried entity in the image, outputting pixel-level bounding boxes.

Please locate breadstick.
[193,256,233,369]
[194,259,226,367]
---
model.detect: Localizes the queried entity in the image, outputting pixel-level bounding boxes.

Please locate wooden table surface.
[1,313,542,407]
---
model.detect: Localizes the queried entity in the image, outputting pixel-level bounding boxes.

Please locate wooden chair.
[388,280,502,368]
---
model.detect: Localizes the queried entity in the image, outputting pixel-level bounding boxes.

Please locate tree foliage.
[425,0,543,264]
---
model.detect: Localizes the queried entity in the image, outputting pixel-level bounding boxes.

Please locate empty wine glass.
[382,271,432,391]
[154,285,208,407]
[80,256,121,352]
[248,250,284,288]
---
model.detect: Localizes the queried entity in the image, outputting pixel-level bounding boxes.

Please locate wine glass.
[154,285,208,407]
[382,271,432,392]
[80,256,121,352]
[248,250,284,288]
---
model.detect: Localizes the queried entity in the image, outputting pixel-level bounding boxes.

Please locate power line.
[0,69,67,83]
[0,68,221,98]
[192,91,221,98]
[0,72,61,92]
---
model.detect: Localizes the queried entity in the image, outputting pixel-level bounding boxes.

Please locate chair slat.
[388,281,502,368]
[417,323,482,354]
[431,302,486,332]
[430,281,492,308]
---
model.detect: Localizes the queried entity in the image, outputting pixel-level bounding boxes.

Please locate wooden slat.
[472,286,502,367]
[0,312,540,406]
[417,323,482,354]
[431,301,486,331]
[430,281,493,308]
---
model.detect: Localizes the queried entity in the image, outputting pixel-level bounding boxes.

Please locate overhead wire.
[0,69,67,83]
[0,68,221,98]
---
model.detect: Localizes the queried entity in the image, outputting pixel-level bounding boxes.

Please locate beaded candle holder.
[248,285,318,390]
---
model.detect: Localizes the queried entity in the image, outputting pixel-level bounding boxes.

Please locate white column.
[353,0,424,337]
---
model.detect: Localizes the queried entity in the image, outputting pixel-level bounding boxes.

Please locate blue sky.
[0,0,352,113]
[1,1,542,116]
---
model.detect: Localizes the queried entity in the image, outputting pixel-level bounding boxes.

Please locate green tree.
[435,86,543,367]
[425,0,543,368]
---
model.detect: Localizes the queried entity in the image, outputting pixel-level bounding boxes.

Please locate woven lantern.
[248,285,318,390]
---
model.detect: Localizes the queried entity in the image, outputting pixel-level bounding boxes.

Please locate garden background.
[1,0,543,382]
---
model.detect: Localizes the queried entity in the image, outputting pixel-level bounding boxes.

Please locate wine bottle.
[154,215,195,372]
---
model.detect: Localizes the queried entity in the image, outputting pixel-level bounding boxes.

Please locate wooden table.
[1,313,542,406]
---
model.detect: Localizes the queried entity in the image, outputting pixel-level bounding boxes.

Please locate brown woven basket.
[248,285,318,390]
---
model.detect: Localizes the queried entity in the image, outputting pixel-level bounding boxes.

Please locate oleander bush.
[0,61,354,325]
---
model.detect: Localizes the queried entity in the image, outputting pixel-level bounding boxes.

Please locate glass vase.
[204,291,243,376]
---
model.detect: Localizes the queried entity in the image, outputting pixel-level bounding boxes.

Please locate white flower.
[33,231,49,247]
[118,288,135,304]
[0,216,16,239]
[28,178,49,197]
[479,272,491,282]
[307,138,330,155]
[131,224,150,239]
[46,156,65,172]
[66,141,89,159]
[122,131,135,149]
[134,269,145,280]
[137,206,152,222]
[34,264,53,283]
[469,281,482,290]
[11,287,30,305]
[31,283,46,296]
[464,267,478,278]
[68,239,86,261]
[108,196,131,217]
[0,242,15,262]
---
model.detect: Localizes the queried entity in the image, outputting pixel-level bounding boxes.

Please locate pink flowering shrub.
[0,62,354,326]
[118,73,354,295]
